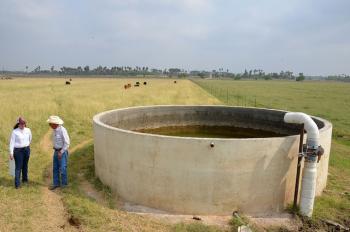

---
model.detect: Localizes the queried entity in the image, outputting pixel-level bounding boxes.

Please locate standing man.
[47,115,70,190]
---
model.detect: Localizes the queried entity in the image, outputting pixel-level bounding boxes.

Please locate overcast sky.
[1,0,349,75]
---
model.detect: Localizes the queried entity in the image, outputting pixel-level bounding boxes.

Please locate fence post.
[255,96,257,107]
[226,88,228,105]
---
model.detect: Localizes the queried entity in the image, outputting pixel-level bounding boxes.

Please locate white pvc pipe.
[284,112,320,148]
[284,112,320,217]
[299,162,317,216]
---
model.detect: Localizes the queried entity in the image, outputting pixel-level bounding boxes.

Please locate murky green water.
[134,125,286,138]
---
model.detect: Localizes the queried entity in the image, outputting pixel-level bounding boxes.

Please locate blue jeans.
[53,150,68,187]
[14,146,30,187]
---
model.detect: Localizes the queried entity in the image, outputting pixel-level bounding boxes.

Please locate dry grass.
[0,77,221,232]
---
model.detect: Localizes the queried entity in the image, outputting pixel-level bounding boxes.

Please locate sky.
[0,0,349,75]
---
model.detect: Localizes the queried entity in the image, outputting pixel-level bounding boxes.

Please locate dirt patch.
[139,213,231,229]
[79,178,108,207]
[33,129,80,232]
[35,188,79,232]
[40,129,52,154]
[120,202,231,228]
[70,139,93,154]
[248,213,301,231]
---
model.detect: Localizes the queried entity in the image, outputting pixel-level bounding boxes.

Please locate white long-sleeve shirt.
[53,125,70,153]
[9,127,32,155]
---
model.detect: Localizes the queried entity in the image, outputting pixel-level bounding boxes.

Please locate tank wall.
[93,106,332,215]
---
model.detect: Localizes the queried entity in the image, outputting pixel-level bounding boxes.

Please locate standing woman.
[9,117,32,189]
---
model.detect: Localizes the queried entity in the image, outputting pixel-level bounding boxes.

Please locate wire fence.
[192,79,271,108]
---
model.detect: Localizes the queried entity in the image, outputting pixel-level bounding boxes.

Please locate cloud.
[0,0,349,75]
[12,0,59,20]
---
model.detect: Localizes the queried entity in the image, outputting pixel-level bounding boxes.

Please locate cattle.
[134,84,140,87]
[174,80,177,84]
[124,83,132,90]
[143,82,147,85]
[136,81,140,85]
[65,81,71,85]
[69,78,72,81]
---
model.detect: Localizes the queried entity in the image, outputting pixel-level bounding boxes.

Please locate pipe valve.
[302,144,324,162]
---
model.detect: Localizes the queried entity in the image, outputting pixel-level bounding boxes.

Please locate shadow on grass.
[0,175,45,189]
[0,176,14,187]
[67,143,113,204]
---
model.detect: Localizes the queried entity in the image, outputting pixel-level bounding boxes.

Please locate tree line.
[1,65,317,82]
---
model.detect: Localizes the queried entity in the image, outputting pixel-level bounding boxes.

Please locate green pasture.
[193,79,350,225]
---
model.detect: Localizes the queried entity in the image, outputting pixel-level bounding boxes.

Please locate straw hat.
[47,115,64,125]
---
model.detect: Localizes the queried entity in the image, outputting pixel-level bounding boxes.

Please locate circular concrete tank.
[93,105,332,215]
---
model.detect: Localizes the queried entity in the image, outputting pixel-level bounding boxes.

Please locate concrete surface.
[93,105,332,215]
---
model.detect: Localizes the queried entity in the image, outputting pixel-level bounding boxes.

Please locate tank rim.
[93,105,332,141]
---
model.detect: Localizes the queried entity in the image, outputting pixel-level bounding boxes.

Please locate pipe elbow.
[284,112,320,147]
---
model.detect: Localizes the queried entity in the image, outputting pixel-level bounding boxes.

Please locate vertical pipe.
[284,112,320,217]
[300,161,318,216]
[293,124,304,210]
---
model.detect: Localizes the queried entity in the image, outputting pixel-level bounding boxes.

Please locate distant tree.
[296,73,305,81]
[84,65,90,72]
[50,66,55,72]
[95,66,103,74]
[264,75,272,80]
[168,68,181,77]
[198,72,206,78]
[243,69,248,78]
[33,66,41,73]
[272,73,279,79]
[286,71,293,79]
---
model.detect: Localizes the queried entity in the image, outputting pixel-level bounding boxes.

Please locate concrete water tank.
[93,105,332,215]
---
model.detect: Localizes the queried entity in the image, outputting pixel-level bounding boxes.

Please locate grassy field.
[193,79,350,226]
[0,77,222,232]
[1,77,349,231]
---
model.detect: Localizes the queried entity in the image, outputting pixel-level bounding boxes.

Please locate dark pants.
[14,146,30,187]
[53,150,68,187]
